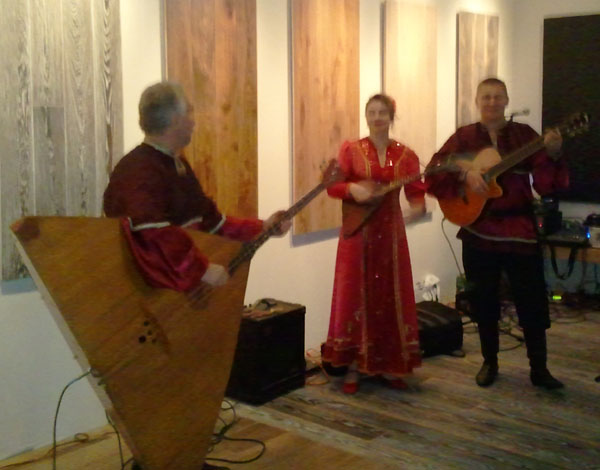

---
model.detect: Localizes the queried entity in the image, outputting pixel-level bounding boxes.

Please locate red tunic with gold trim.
[322,138,424,376]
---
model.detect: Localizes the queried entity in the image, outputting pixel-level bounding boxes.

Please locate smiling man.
[425,77,568,390]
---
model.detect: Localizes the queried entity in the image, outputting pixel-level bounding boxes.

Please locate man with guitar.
[426,78,567,390]
[103,81,291,470]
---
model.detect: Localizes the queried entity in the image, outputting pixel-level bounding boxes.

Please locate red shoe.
[385,377,408,390]
[342,381,359,394]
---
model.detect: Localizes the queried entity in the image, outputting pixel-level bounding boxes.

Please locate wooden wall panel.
[63,0,97,216]
[165,0,258,219]
[32,0,67,217]
[457,12,499,127]
[0,0,123,280]
[93,0,123,215]
[33,107,67,216]
[0,0,35,280]
[384,1,437,167]
[292,0,359,234]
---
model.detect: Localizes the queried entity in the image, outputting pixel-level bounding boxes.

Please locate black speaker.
[226,299,306,404]
[416,301,464,357]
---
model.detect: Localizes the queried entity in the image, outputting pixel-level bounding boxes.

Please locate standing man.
[104,81,290,470]
[426,78,567,390]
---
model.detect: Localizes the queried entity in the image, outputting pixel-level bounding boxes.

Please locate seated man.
[104,81,290,470]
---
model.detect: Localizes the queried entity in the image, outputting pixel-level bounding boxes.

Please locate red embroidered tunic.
[322,138,424,376]
[103,143,263,291]
[426,122,569,254]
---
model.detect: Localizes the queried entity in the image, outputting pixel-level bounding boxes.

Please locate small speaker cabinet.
[226,299,306,404]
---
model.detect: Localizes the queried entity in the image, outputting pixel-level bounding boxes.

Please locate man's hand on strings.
[462,169,488,195]
[543,128,563,159]
[201,263,229,286]
[264,210,291,236]
[187,263,227,308]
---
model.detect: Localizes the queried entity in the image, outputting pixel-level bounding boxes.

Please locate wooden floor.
[2,304,600,470]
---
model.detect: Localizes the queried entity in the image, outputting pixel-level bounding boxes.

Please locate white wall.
[0,0,164,460]
[0,0,528,460]
[402,0,515,307]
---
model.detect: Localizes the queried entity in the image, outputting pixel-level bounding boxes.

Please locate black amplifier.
[416,301,464,357]
[226,299,306,404]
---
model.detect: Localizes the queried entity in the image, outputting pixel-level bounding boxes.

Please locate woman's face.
[365,99,392,134]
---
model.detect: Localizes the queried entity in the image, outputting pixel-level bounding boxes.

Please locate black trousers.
[462,243,550,330]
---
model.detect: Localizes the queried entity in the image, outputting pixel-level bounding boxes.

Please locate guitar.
[438,113,589,227]
[341,162,455,238]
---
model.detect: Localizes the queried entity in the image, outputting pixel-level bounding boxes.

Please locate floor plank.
[2,305,599,470]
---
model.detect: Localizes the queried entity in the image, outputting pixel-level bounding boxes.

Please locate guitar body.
[438,113,589,227]
[439,147,504,226]
[11,216,249,470]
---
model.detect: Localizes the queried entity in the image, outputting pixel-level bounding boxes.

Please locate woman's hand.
[404,203,426,225]
[349,180,384,203]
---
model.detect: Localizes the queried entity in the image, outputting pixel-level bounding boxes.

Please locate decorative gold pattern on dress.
[392,166,412,366]
[393,145,408,182]
[356,139,372,179]
[360,219,369,364]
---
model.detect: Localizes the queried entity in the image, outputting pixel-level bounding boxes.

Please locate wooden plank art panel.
[165,0,258,219]
[456,12,499,127]
[292,0,359,235]
[384,1,437,167]
[0,0,123,280]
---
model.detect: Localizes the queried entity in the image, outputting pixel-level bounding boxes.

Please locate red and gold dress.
[322,137,424,376]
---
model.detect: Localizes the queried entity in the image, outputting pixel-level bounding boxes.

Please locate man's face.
[475,84,509,123]
[170,100,195,149]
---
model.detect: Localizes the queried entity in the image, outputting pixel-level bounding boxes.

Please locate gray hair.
[138,81,187,135]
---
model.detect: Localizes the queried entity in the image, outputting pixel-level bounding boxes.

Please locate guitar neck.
[228,181,328,273]
[485,135,545,180]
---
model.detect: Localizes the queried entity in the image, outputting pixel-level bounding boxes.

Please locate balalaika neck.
[227,181,328,274]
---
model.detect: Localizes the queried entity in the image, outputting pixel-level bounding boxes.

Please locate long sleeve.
[327,141,357,200]
[104,144,265,291]
[530,150,569,196]
[218,215,264,241]
[425,132,465,200]
[402,148,426,205]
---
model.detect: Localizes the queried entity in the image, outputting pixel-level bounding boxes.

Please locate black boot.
[524,328,564,390]
[476,322,499,387]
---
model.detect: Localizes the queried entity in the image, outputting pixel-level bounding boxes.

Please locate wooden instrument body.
[342,194,393,238]
[11,216,249,470]
[438,147,503,226]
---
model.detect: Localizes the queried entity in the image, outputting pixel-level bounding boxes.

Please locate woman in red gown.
[322,94,425,393]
